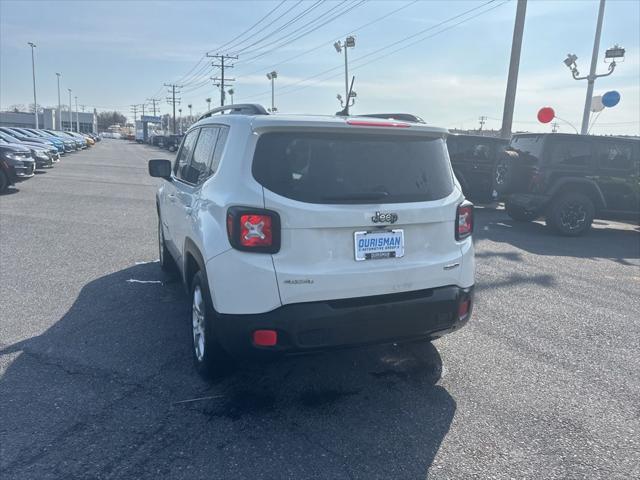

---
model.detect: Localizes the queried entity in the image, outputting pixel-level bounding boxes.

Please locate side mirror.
[148,159,172,180]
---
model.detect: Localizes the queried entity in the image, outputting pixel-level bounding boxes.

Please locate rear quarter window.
[252,131,453,204]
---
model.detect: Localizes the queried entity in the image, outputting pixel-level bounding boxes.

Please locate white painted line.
[135,259,160,265]
[126,279,163,284]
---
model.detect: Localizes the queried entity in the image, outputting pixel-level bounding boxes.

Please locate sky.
[1,0,638,135]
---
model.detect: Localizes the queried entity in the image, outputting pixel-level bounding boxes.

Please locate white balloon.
[591,95,605,112]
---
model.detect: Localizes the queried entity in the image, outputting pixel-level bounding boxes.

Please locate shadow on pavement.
[0,263,456,479]
[474,208,640,264]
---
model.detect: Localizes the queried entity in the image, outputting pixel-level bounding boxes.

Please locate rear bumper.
[215,285,473,358]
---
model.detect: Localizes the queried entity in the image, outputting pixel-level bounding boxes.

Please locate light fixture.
[333,41,342,53]
[604,44,625,62]
[563,53,578,69]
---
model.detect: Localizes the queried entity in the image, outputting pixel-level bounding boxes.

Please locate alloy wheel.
[560,202,586,231]
[192,286,206,362]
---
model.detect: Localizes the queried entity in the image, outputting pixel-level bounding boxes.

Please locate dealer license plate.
[354,229,404,261]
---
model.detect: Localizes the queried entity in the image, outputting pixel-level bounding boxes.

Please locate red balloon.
[537,107,555,124]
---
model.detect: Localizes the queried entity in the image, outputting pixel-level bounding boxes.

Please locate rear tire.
[545,192,594,236]
[0,170,8,194]
[505,201,537,222]
[190,271,233,379]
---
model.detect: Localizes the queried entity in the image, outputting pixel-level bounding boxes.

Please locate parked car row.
[149,133,184,152]
[448,132,639,236]
[0,127,100,194]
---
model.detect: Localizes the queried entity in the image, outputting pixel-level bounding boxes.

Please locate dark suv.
[447,134,509,202]
[497,133,640,235]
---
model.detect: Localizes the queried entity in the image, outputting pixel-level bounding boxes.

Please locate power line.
[243,0,506,101]
[237,0,337,56]
[237,0,365,65]
[224,1,307,54]
[210,0,288,54]
[237,0,419,77]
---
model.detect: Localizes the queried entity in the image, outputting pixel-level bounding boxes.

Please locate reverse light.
[227,207,281,253]
[456,202,474,241]
[346,119,411,128]
[240,214,273,247]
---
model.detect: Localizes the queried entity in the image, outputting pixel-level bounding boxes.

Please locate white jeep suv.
[149,105,475,377]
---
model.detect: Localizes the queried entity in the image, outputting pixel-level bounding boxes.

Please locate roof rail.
[198,104,268,121]
[358,113,425,124]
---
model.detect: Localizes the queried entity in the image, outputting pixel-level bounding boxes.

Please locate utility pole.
[75,96,79,132]
[56,72,62,129]
[581,0,606,135]
[207,53,238,106]
[164,84,182,134]
[80,105,86,112]
[478,116,487,132]
[141,103,146,117]
[500,0,527,139]
[147,98,160,117]
[68,88,72,131]
[28,42,38,128]
[130,104,138,123]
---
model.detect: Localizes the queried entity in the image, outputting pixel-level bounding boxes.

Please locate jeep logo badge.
[371,211,398,224]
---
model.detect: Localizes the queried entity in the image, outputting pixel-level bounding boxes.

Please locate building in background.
[0,108,97,133]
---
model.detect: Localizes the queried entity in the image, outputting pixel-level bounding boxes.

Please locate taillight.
[227,207,281,253]
[456,202,474,241]
[240,214,272,247]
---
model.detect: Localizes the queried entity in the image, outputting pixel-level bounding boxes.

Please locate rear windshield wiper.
[322,191,390,201]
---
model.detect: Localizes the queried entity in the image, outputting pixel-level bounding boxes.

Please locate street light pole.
[68,88,72,132]
[56,73,62,129]
[75,96,79,132]
[334,36,356,115]
[266,71,277,112]
[581,0,606,135]
[563,0,623,135]
[28,42,38,128]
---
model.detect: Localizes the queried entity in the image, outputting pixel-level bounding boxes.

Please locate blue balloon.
[602,90,621,108]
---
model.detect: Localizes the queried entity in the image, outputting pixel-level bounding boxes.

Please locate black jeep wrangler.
[496,133,639,235]
[447,134,510,202]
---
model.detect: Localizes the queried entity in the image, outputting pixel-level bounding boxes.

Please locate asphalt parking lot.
[1,139,639,479]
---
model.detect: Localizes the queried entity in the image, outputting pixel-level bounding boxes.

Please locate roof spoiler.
[198,104,269,121]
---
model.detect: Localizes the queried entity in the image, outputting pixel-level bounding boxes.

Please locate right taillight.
[227,206,281,253]
[456,201,474,241]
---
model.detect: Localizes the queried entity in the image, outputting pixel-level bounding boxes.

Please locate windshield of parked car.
[253,131,453,204]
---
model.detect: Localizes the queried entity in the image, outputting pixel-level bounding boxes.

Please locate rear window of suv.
[252,132,453,204]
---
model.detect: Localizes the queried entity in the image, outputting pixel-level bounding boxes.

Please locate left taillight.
[455,201,474,241]
[226,207,281,253]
